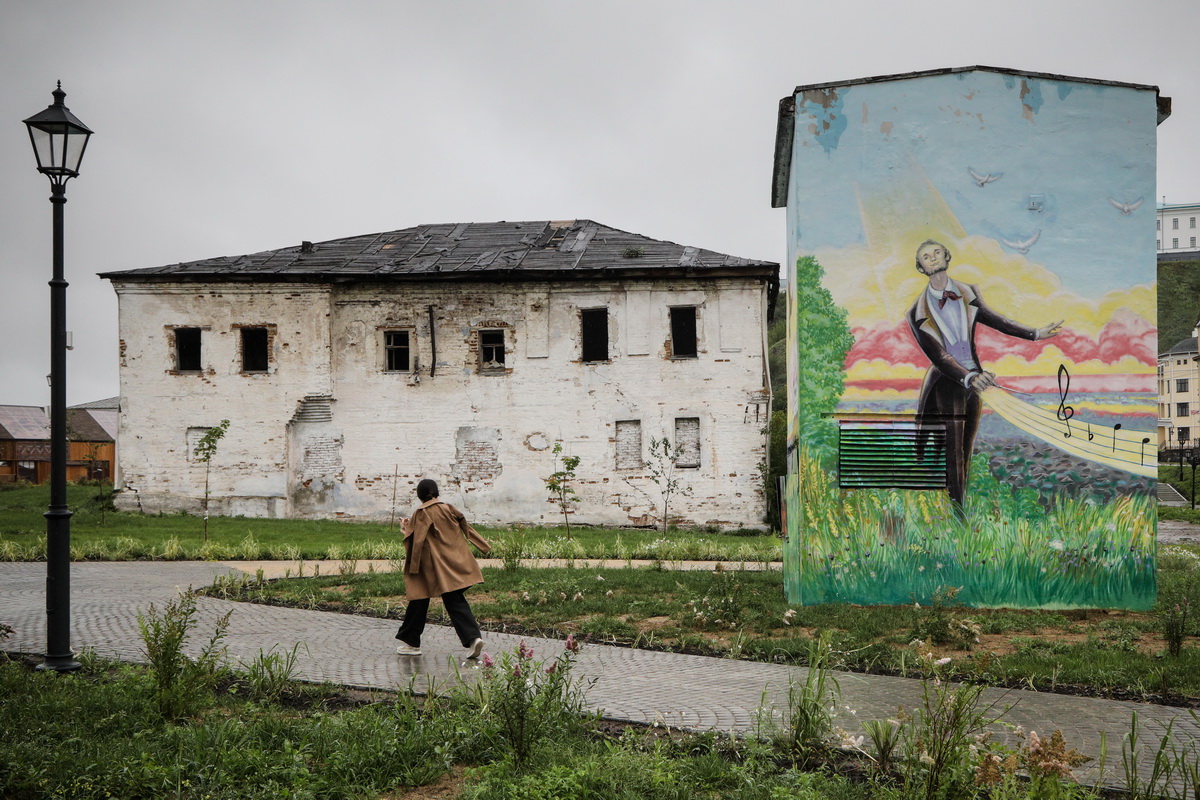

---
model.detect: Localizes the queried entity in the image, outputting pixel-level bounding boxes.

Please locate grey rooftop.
[99,220,779,284]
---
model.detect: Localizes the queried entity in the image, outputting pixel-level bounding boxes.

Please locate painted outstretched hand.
[1037,320,1064,340]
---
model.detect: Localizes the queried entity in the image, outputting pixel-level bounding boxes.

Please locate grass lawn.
[0,482,780,562]
[0,650,878,800]
[210,544,1200,706]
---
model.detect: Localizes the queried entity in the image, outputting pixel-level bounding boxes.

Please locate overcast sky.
[1,0,1197,408]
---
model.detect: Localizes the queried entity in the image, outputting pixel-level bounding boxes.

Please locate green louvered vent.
[838,421,946,489]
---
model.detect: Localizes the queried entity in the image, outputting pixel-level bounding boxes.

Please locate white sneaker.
[396,642,422,656]
[466,638,484,660]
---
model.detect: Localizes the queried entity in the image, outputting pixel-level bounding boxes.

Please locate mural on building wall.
[783,69,1159,609]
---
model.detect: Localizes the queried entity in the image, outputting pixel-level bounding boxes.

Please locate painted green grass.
[786,449,1156,610]
[0,483,780,562]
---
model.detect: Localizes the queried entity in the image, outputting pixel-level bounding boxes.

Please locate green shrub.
[137,593,231,720]
[456,636,594,770]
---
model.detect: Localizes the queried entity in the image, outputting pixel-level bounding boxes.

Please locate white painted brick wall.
[110,277,771,528]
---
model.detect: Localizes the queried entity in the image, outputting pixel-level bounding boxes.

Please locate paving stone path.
[2,560,1197,792]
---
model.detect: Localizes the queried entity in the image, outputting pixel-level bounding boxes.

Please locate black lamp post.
[24,82,92,672]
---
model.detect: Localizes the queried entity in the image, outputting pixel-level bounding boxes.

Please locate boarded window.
[581,308,608,362]
[669,307,698,358]
[675,417,700,468]
[241,327,269,372]
[615,420,642,469]
[837,420,947,489]
[480,329,505,372]
[176,328,202,371]
[186,427,208,462]
[384,330,411,371]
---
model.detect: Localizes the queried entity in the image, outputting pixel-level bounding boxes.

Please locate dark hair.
[416,479,439,502]
[915,239,952,273]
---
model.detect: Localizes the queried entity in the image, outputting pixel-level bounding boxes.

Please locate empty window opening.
[675,417,701,468]
[241,327,269,372]
[176,328,202,371]
[384,330,411,372]
[670,306,698,358]
[480,329,505,371]
[615,420,642,469]
[581,308,609,362]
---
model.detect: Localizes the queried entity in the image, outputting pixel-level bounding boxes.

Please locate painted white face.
[917,244,948,275]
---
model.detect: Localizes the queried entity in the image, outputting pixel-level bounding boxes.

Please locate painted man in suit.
[906,239,1062,509]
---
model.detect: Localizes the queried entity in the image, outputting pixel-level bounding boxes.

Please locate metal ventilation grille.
[838,420,947,489]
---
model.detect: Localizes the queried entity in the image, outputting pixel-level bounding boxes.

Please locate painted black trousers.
[395,588,481,648]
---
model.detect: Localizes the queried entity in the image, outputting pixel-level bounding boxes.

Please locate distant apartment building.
[1158,201,1200,257]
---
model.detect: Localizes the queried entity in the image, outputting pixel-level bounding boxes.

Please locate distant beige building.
[1158,330,1199,448]
[101,220,779,528]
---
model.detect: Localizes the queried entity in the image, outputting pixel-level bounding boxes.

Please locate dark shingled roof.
[69,397,120,411]
[66,409,114,443]
[100,220,779,284]
[1161,337,1199,358]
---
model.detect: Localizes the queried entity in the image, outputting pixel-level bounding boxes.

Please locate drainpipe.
[427,305,437,378]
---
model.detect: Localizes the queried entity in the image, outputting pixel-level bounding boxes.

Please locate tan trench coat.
[402,499,491,600]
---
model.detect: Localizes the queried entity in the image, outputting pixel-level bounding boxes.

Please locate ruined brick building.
[100,220,778,528]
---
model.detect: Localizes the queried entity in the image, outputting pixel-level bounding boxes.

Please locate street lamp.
[24,82,92,672]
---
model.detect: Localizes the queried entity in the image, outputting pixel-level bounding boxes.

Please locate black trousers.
[395,588,481,648]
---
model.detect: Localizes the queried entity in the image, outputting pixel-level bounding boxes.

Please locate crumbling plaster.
[111,277,770,528]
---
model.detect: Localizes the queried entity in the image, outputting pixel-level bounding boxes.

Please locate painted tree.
[646,436,693,533]
[544,441,581,538]
[193,420,230,542]
[794,255,854,470]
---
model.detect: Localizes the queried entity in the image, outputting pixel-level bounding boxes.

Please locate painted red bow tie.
[937,291,961,309]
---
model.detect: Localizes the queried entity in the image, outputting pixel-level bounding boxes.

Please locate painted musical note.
[1141,437,1151,466]
[1055,364,1074,438]
[980,388,1155,479]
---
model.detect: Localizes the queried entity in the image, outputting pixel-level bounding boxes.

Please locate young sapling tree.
[544,441,581,538]
[646,435,693,533]
[193,419,230,542]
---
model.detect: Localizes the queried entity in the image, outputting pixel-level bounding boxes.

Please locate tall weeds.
[137,592,230,720]
[455,636,594,770]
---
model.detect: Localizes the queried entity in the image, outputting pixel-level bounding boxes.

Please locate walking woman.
[395,479,491,658]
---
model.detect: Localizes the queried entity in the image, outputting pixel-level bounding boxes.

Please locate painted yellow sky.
[806,173,1155,341]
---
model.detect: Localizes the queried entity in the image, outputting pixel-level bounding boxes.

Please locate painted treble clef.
[1056,364,1074,438]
